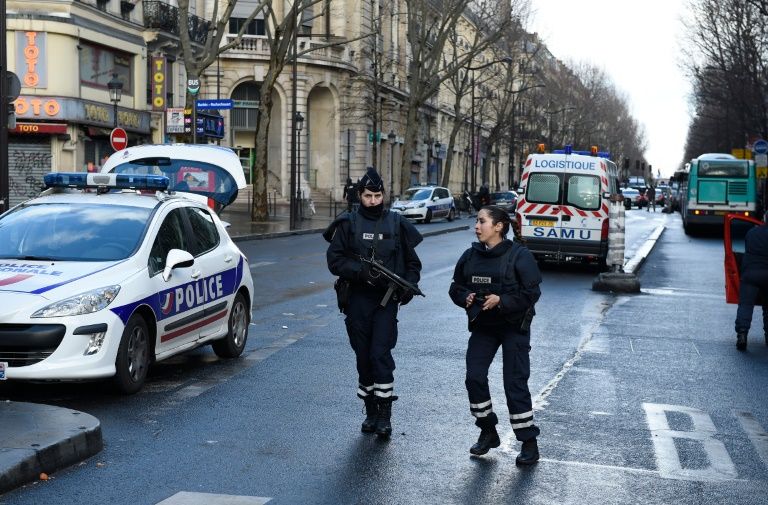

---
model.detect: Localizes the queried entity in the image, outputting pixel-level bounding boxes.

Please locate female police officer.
[324,168,423,438]
[448,205,542,464]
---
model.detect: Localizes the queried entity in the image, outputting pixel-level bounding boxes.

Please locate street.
[1,210,767,505]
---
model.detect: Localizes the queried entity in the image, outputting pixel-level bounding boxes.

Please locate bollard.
[607,200,625,272]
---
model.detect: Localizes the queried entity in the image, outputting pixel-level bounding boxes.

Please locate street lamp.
[388,130,396,203]
[107,73,123,128]
[291,111,304,225]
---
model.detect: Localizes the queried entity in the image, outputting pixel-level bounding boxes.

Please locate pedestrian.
[448,205,542,465]
[734,212,768,350]
[478,182,490,207]
[324,167,423,438]
[343,177,359,212]
[647,186,656,212]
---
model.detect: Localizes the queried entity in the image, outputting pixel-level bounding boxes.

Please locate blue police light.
[44,172,170,191]
[564,144,573,155]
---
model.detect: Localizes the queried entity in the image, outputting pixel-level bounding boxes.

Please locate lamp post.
[291,111,304,227]
[107,73,123,128]
[388,130,396,203]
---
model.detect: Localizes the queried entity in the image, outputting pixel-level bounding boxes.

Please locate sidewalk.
[219,197,339,241]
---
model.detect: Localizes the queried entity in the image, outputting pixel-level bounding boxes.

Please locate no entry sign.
[110,127,128,151]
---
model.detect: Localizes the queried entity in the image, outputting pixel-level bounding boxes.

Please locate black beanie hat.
[359,167,384,192]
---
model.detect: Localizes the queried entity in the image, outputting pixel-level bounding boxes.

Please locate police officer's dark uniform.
[734,217,768,350]
[449,207,541,464]
[324,168,423,437]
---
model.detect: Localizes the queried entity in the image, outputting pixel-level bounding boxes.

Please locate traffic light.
[5,71,20,129]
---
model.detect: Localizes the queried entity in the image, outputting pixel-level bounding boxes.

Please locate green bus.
[680,153,757,234]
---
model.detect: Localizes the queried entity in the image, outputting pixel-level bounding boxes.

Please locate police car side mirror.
[163,249,195,282]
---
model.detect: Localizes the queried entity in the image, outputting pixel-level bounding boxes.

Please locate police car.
[0,156,253,394]
[390,185,456,223]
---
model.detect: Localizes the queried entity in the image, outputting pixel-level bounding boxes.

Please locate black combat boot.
[515,438,540,465]
[736,331,748,351]
[374,397,396,438]
[361,398,378,433]
[469,426,500,455]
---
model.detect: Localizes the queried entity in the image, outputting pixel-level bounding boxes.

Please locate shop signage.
[151,56,167,111]
[13,96,150,133]
[11,122,67,134]
[166,108,185,133]
[16,31,46,88]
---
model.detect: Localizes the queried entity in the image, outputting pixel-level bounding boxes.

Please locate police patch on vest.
[363,233,384,240]
[472,276,492,284]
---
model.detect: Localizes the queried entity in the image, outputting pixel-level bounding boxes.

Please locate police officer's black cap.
[359,167,384,192]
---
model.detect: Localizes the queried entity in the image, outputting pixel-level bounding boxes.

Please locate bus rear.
[681,153,756,233]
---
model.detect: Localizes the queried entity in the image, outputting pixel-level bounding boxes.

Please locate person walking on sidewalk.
[448,206,542,464]
[734,213,768,350]
[343,177,359,213]
[324,168,423,438]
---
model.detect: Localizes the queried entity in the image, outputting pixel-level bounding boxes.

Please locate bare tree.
[398,0,529,192]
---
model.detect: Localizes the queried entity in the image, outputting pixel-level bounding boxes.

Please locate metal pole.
[389,140,394,204]
[192,104,197,144]
[113,101,118,128]
[346,128,351,180]
[0,0,8,213]
[470,76,475,193]
[289,5,298,230]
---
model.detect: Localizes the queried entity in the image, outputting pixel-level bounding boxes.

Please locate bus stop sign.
[754,139,768,154]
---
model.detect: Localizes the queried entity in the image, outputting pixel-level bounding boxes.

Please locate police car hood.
[0,259,123,303]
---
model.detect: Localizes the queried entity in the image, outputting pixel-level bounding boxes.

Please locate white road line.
[249,261,276,269]
[640,287,723,300]
[156,491,271,504]
[536,458,659,477]
[735,411,768,473]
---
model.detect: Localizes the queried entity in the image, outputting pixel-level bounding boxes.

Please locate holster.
[334,278,351,312]
[520,307,535,331]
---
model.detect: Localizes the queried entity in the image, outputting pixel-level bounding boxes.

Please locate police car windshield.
[400,189,431,201]
[0,203,151,261]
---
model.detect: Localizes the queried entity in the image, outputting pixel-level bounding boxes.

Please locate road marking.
[245,332,308,362]
[640,287,723,300]
[735,411,768,473]
[156,491,271,504]
[249,261,276,269]
[643,403,738,481]
[537,458,659,476]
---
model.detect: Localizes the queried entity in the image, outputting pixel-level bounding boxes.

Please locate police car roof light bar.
[44,172,170,191]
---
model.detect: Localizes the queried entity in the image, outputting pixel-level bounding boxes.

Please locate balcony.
[223,35,351,69]
[143,1,210,45]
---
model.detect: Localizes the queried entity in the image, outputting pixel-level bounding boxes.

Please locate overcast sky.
[528,0,692,177]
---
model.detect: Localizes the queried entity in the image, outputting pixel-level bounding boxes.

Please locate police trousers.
[465,325,540,442]
[735,269,768,334]
[344,289,399,401]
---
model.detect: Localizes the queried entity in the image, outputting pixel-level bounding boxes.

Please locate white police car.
[0,165,253,394]
[390,185,456,223]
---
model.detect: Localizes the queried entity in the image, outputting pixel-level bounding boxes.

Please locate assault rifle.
[359,256,425,306]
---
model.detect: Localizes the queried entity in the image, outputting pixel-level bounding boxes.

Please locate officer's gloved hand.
[359,261,379,286]
[398,290,414,305]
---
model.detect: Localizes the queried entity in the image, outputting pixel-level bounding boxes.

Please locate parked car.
[490,191,518,212]
[621,187,640,209]
[390,185,456,223]
[0,167,253,394]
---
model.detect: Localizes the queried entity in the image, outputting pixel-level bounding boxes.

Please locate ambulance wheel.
[114,314,150,395]
[447,208,455,222]
[424,209,433,224]
[212,292,249,358]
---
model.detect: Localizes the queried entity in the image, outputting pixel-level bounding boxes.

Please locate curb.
[623,225,665,275]
[231,224,470,243]
[0,402,102,494]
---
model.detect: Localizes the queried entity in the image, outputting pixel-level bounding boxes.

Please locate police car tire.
[113,314,150,395]
[447,208,455,222]
[212,292,249,358]
[424,209,433,224]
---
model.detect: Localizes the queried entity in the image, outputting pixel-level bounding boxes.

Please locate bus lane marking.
[735,411,768,473]
[643,403,738,482]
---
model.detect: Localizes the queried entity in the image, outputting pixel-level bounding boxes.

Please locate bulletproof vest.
[351,212,400,272]
[463,247,517,297]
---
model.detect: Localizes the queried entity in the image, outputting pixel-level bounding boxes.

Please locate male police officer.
[343,177,359,212]
[324,168,423,437]
[735,213,768,350]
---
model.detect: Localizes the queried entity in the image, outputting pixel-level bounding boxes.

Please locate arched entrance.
[306,86,336,192]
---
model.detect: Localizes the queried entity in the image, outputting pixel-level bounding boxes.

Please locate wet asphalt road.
[2,210,767,504]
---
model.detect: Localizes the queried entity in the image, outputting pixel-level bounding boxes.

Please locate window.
[699,162,749,178]
[79,42,132,94]
[149,209,189,276]
[228,18,265,36]
[184,207,219,256]
[566,175,600,210]
[526,173,560,204]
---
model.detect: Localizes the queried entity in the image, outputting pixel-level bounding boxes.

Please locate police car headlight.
[417,202,426,208]
[31,285,121,318]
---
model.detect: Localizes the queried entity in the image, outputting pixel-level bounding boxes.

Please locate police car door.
[147,206,202,356]
[181,206,235,339]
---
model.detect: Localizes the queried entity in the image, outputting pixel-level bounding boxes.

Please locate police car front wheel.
[114,314,150,395]
[212,292,249,358]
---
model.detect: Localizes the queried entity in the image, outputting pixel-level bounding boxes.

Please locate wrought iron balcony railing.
[143,1,210,45]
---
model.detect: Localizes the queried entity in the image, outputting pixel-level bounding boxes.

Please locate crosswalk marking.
[156,491,271,505]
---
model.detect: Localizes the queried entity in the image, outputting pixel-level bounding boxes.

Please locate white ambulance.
[515,146,620,268]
